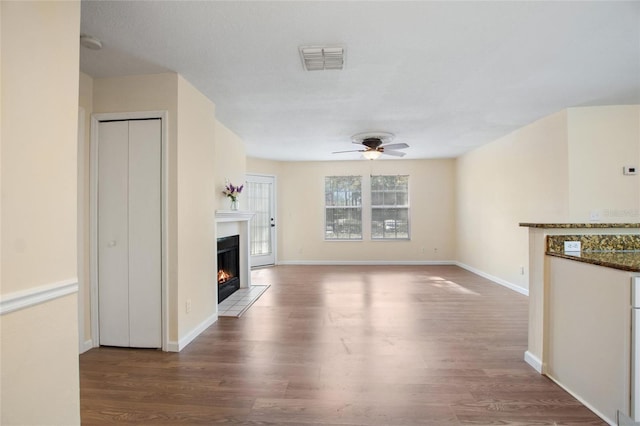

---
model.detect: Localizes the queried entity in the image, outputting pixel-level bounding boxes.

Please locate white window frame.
[324,176,363,241]
[370,175,410,240]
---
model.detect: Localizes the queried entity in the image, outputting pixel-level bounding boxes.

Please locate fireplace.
[217,235,240,303]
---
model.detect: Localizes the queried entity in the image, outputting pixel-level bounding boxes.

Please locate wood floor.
[80,265,605,425]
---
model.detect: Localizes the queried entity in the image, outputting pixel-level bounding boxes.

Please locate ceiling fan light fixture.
[362,150,382,160]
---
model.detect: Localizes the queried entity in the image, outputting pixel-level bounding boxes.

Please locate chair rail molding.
[0,278,78,315]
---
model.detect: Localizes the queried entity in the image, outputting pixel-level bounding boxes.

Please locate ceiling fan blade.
[332,149,365,154]
[380,142,409,150]
[382,150,406,157]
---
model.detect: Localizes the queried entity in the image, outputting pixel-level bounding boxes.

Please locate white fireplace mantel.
[215,210,255,223]
[215,210,255,292]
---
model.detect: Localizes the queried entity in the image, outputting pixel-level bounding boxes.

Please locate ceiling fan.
[332,132,409,160]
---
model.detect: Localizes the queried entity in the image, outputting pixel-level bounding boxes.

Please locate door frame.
[78,107,86,353]
[90,111,169,351]
[246,173,277,267]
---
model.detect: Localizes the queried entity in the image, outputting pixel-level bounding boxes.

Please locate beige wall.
[92,73,180,342]
[246,157,283,177]
[176,76,217,339]
[86,72,229,348]
[2,2,81,293]
[1,1,81,424]
[567,105,640,222]
[456,111,570,292]
[214,120,247,211]
[456,105,640,293]
[255,159,456,263]
[78,72,93,346]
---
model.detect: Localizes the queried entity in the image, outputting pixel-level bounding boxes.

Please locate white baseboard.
[524,350,543,373]
[455,262,529,296]
[169,313,218,352]
[276,261,529,297]
[80,339,94,354]
[546,373,616,426]
[278,260,456,266]
[0,278,78,315]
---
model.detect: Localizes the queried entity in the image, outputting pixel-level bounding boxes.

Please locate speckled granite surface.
[547,234,640,253]
[545,233,640,272]
[547,251,640,272]
[520,223,640,228]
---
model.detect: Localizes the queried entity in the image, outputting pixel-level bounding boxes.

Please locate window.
[325,176,362,240]
[371,175,409,239]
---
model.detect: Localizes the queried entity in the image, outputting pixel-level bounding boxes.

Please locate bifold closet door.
[98,119,161,348]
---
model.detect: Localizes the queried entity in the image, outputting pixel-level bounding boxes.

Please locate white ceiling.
[80,1,640,161]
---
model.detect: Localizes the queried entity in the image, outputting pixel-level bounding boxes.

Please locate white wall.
[1,1,81,424]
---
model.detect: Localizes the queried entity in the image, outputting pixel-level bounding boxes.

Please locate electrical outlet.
[564,241,581,252]
[520,266,525,275]
[186,299,192,313]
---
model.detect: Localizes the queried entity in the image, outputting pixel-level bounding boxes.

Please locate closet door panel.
[128,119,162,347]
[97,121,130,347]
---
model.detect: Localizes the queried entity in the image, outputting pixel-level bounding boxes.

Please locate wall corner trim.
[0,278,79,315]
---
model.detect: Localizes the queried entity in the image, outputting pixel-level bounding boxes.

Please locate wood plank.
[80,265,606,425]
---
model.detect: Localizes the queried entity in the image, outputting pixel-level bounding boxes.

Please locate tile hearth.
[218,285,269,317]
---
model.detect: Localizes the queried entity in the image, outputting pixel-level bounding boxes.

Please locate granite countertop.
[545,234,640,272]
[546,251,640,273]
[520,223,640,229]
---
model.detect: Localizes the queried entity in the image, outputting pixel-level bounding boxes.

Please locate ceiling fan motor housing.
[362,138,383,150]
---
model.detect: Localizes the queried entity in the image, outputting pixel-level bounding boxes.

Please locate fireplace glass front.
[217,235,240,303]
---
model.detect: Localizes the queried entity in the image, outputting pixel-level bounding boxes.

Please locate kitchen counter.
[520,222,640,229]
[521,223,639,423]
[519,224,639,376]
[545,233,640,272]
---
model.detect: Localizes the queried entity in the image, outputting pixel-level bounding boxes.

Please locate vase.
[230,199,239,211]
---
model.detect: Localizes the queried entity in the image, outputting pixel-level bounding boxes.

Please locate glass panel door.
[246,174,276,267]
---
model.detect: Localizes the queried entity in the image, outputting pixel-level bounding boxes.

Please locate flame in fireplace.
[218,270,231,284]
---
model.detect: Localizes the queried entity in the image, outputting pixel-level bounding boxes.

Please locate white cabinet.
[632,276,640,421]
[546,256,633,424]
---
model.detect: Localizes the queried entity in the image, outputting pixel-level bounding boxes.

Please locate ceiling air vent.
[299,46,345,71]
